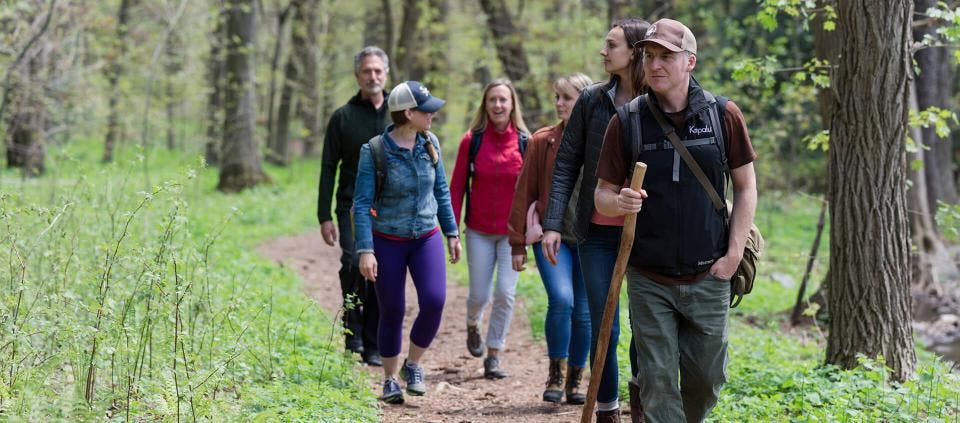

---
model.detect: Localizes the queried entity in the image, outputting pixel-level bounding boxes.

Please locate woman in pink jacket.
[449,79,530,379]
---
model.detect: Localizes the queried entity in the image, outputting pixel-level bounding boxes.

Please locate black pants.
[337,207,379,353]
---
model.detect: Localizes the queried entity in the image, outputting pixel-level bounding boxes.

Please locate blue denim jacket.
[353,125,459,253]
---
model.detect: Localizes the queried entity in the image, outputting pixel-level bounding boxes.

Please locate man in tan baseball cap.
[642,18,697,55]
[593,18,759,422]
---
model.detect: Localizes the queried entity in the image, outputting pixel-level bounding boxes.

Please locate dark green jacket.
[317,91,389,223]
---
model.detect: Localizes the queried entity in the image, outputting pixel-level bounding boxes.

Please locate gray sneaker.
[401,360,426,396]
[466,325,483,358]
[483,356,508,379]
[381,377,404,404]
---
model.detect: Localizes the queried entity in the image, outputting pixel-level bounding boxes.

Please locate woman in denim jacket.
[353,81,461,405]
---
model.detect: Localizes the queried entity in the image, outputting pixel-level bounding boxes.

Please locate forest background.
[2,0,960,421]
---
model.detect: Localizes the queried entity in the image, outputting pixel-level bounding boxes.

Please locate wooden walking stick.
[581,162,646,423]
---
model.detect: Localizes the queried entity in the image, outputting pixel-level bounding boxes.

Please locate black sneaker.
[401,360,426,396]
[381,377,404,404]
[483,356,507,379]
[362,350,383,367]
[466,325,483,358]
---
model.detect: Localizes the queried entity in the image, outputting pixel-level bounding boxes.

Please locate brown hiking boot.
[596,408,621,422]
[628,377,645,423]
[542,358,565,403]
[565,364,586,405]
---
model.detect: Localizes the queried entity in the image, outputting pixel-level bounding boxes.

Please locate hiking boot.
[483,356,508,379]
[466,325,483,358]
[401,360,426,396]
[381,377,404,404]
[542,358,565,403]
[565,364,586,405]
[596,408,621,423]
[362,350,382,367]
[628,377,645,423]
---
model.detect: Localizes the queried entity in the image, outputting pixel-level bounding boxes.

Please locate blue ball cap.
[388,81,445,113]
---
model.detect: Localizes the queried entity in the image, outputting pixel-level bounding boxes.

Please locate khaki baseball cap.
[641,19,697,55]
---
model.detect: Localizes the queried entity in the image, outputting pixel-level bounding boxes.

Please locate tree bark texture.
[103,0,133,163]
[914,0,958,211]
[205,6,226,166]
[826,0,915,381]
[294,0,320,156]
[478,0,543,126]
[218,0,268,192]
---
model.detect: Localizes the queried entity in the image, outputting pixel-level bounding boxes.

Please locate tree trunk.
[266,3,292,163]
[205,7,226,166]
[272,6,301,166]
[103,0,134,163]
[797,0,842,316]
[294,0,320,156]
[915,0,959,212]
[395,0,425,82]
[164,30,182,150]
[6,59,45,176]
[363,0,393,55]
[478,0,543,126]
[218,0,268,192]
[826,0,915,381]
[318,9,337,153]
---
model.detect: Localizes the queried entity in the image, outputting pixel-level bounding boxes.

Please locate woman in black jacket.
[540,18,649,423]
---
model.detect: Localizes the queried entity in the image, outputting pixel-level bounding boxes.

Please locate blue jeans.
[579,224,626,404]
[532,241,590,367]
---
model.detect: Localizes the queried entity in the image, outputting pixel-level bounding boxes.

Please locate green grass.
[0,139,377,421]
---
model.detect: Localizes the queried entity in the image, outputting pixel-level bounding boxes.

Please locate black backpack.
[464,129,529,222]
[367,131,440,203]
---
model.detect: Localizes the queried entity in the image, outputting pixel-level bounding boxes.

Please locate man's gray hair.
[354,46,390,74]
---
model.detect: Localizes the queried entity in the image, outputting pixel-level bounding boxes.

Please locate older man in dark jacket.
[317,46,390,367]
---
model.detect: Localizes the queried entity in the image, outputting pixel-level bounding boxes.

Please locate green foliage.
[505,191,960,421]
[909,107,959,140]
[936,201,960,243]
[0,139,377,421]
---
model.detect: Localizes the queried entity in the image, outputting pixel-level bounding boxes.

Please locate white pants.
[465,229,519,350]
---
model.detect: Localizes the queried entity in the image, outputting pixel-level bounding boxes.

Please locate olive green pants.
[626,270,730,423]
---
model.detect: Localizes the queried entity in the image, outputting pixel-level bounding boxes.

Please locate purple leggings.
[373,230,447,358]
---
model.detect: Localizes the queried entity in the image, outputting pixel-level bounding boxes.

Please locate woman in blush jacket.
[449,79,530,379]
[353,80,461,405]
[508,73,593,405]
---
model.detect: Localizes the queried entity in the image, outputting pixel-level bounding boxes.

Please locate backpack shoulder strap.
[368,136,387,202]
[518,132,529,157]
[619,95,646,165]
[702,90,728,167]
[469,130,484,171]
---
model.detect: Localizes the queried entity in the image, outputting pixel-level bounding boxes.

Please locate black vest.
[618,86,729,275]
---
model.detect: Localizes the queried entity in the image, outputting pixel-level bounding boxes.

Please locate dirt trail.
[258,229,586,422]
